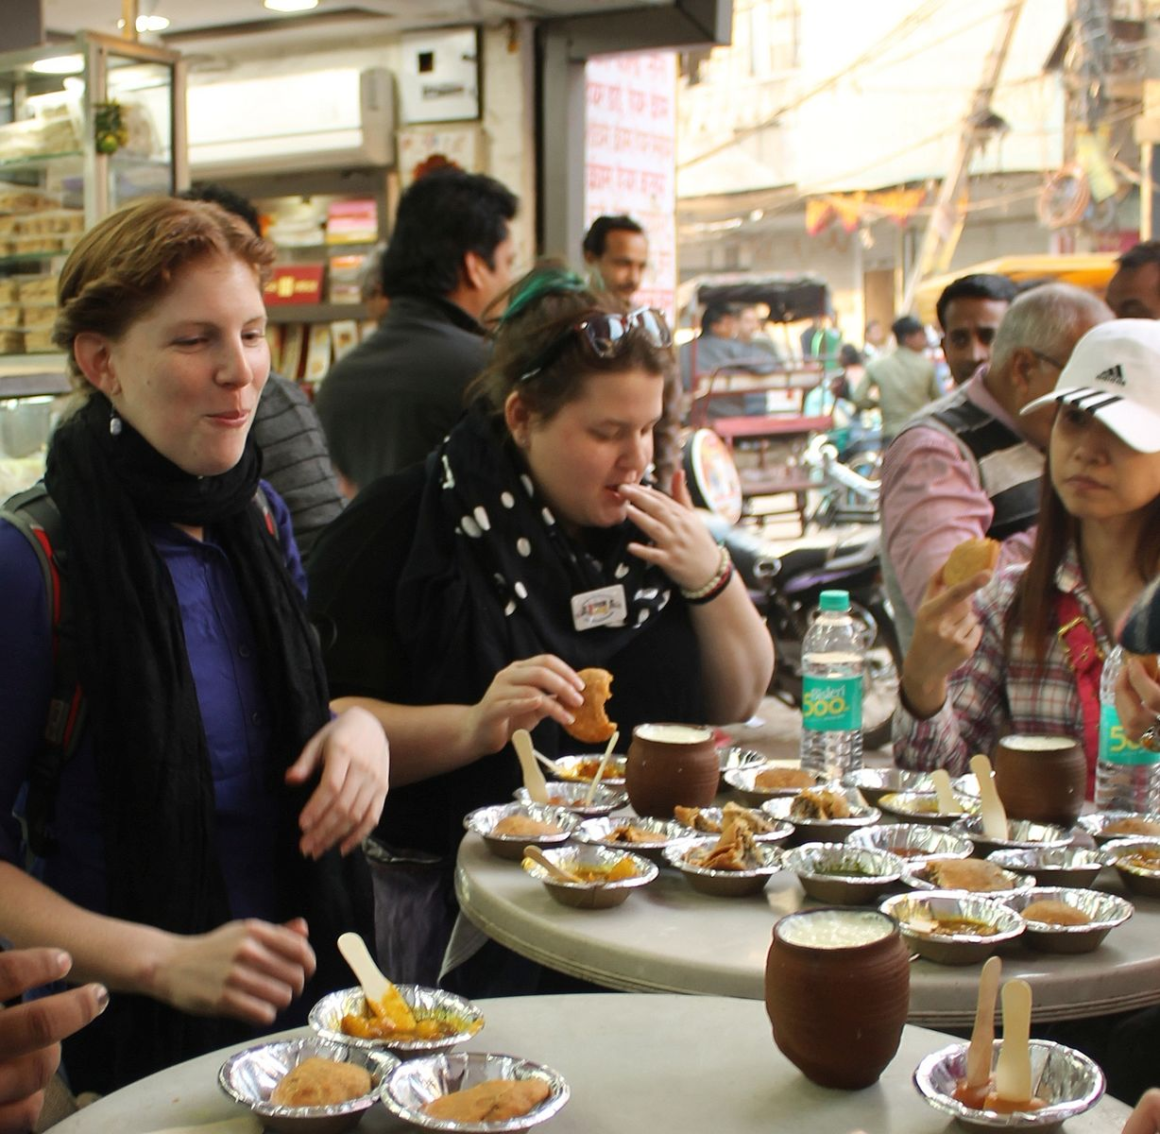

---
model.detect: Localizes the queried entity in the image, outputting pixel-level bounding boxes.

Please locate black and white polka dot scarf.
[394,403,672,703]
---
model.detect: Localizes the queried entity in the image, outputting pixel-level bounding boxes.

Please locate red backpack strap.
[1054,589,1103,796]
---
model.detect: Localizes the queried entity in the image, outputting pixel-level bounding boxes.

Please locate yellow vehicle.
[914,253,1119,326]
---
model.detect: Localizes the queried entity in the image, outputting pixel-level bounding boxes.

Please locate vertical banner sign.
[584,51,678,322]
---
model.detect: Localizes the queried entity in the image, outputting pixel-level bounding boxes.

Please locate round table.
[51,994,1131,1134]
[455,834,1160,1028]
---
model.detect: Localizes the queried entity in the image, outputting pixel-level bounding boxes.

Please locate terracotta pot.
[992,734,1086,826]
[765,907,910,1090]
[625,723,718,818]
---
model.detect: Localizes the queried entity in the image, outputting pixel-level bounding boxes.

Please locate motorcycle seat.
[774,543,833,577]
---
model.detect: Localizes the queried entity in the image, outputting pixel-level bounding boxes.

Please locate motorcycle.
[686,429,901,750]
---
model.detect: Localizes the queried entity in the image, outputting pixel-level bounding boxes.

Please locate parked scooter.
[686,429,900,749]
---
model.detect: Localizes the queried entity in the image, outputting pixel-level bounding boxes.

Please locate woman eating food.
[0,197,389,1094]
[894,319,1160,791]
[308,266,774,989]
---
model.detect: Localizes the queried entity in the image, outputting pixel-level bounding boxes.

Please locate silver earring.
[109,409,122,436]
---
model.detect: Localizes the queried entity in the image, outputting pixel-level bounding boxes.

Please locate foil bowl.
[381,1051,570,1133]
[309,987,484,1058]
[986,846,1105,890]
[669,805,795,847]
[953,772,981,798]
[717,745,766,786]
[762,792,881,844]
[218,1037,397,1134]
[573,815,686,863]
[1101,836,1160,897]
[913,1038,1105,1132]
[878,790,978,827]
[520,843,657,909]
[782,842,905,905]
[722,763,823,805]
[848,823,974,866]
[950,815,1073,857]
[463,803,579,861]
[1076,810,1160,845]
[1001,887,1134,954]
[842,767,934,807]
[549,753,627,787]
[662,835,783,897]
[514,782,627,818]
[881,891,1024,965]
[903,859,1034,898]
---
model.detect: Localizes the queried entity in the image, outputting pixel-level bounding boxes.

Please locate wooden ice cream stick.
[513,728,549,804]
[970,754,1008,841]
[965,956,1002,1092]
[994,979,1033,1105]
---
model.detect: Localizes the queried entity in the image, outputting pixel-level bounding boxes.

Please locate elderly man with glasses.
[880,284,1112,652]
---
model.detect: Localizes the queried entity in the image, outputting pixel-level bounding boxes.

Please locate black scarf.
[44,394,350,1091]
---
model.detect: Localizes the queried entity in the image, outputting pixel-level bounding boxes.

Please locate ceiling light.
[31,54,84,74]
[117,15,172,31]
[264,0,320,11]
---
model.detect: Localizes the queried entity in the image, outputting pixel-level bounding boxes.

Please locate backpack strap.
[1054,589,1103,798]
[0,486,85,864]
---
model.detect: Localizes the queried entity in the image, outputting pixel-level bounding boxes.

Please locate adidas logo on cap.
[1092,363,1127,387]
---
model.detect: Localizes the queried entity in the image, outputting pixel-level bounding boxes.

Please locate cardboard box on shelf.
[264,264,325,306]
[304,324,332,384]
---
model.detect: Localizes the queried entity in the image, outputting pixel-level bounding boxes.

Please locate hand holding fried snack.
[564,668,617,744]
[941,538,999,586]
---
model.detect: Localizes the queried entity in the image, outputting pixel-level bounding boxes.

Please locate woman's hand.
[463,656,585,756]
[1123,1089,1160,1134]
[152,918,316,1026]
[287,706,390,858]
[0,949,106,1134]
[1115,656,1160,745]
[901,570,991,719]
[620,472,721,592]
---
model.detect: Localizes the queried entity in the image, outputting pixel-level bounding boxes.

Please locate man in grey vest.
[880,284,1112,652]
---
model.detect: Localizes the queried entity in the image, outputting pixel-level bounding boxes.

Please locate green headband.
[499,267,589,325]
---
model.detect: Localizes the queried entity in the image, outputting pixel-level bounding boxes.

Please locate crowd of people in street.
[2,164,1160,1134]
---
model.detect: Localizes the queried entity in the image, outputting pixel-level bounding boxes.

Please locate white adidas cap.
[1020,318,1160,453]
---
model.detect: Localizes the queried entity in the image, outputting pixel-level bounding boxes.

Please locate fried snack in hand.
[1128,652,1160,682]
[565,667,616,744]
[941,537,1000,586]
[270,1057,372,1107]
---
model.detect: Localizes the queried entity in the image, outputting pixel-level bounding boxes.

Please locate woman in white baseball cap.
[895,317,1160,788]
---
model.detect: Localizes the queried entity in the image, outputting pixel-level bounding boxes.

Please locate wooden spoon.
[337,931,417,1029]
[931,768,963,815]
[584,729,620,806]
[970,754,1008,842]
[513,728,550,804]
[965,956,1002,1097]
[994,979,1034,1107]
[523,843,581,883]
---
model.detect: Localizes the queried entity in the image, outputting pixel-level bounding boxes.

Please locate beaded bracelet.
[681,544,734,605]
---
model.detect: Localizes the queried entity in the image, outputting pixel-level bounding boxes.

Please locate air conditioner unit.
[188,67,395,175]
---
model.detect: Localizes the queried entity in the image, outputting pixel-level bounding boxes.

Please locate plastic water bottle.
[800,590,864,779]
[1096,646,1160,812]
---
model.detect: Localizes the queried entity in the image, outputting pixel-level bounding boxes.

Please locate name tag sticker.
[571,585,628,631]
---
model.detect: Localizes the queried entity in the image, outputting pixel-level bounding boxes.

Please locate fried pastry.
[423,1079,550,1122]
[491,814,562,838]
[565,667,616,744]
[270,1057,371,1108]
[1104,816,1160,837]
[755,766,815,791]
[688,811,759,870]
[942,537,1000,586]
[789,788,853,821]
[928,857,1011,892]
[1021,899,1091,926]
[1127,652,1160,682]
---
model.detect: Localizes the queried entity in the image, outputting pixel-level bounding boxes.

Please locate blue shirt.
[0,483,304,923]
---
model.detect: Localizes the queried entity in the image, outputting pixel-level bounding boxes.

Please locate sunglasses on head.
[518,305,673,385]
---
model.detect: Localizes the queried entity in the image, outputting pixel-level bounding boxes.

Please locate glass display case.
[0,31,186,494]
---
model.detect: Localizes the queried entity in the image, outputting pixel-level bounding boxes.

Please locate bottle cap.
[819,590,850,612]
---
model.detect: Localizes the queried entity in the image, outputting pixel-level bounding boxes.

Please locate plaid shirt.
[894,543,1109,776]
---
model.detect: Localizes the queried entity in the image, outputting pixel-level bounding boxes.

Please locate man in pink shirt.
[881,283,1111,651]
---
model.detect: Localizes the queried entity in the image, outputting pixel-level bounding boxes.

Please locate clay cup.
[992,734,1086,827]
[625,723,718,818]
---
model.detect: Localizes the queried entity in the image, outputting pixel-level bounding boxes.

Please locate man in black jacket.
[316,170,518,494]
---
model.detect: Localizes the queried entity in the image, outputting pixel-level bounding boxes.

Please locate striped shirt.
[893,544,1109,776]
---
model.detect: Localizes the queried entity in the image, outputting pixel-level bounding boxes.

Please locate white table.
[51,994,1132,1134]
[456,834,1160,1028]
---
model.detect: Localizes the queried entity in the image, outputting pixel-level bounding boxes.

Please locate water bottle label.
[802,675,862,732]
[1099,704,1160,766]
